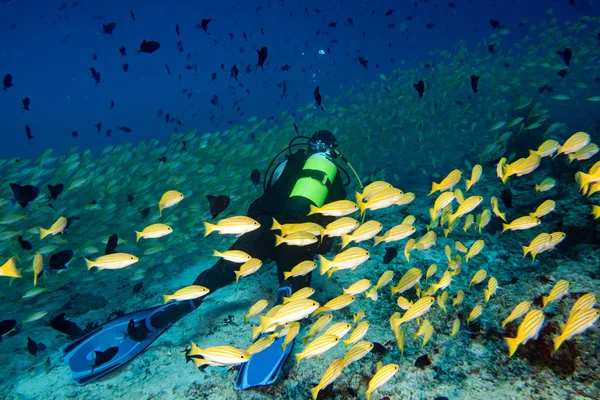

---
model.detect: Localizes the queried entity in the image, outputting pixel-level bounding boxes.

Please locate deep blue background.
[0,0,595,160]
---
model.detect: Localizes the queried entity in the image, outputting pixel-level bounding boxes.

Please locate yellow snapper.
[437,291,448,313]
[322,322,352,338]
[490,196,506,222]
[158,190,184,216]
[282,322,300,349]
[428,270,452,295]
[343,279,372,295]
[425,264,437,281]
[356,187,403,215]
[505,310,545,357]
[535,177,556,192]
[275,231,318,247]
[271,218,324,237]
[568,143,599,162]
[212,249,252,263]
[469,269,487,289]
[33,254,43,286]
[308,200,359,217]
[373,224,416,246]
[530,139,559,157]
[318,247,370,276]
[502,216,541,233]
[234,258,263,282]
[390,267,422,296]
[556,131,590,156]
[282,287,315,304]
[365,363,399,400]
[404,238,416,262]
[245,299,269,322]
[343,341,374,365]
[430,192,456,221]
[357,181,393,203]
[448,196,483,225]
[465,164,482,191]
[502,301,531,327]
[484,277,498,302]
[259,298,319,332]
[393,296,435,327]
[529,199,555,218]
[204,216,260,237]
[396,296,413,310]
[84,253,139,270]
[568,294,596,319]
[477,209,491,233]
[414,231,437,251]
[295,334,340,365]
[163,285,210,303]
[283,261,317,279]
[353,309,366,324]
[342,320,370,346]
[39,216,67,240]
[522,233,552,261]
[246,335,276,356]
[452,290,465,306]
[394,192,415,206]
[553,308,600,351]
[465,240,485,262]
[310,358,346,400]
[451,318,460,337]
[135,223,173,242]
[467,304,483,324]
[189,343,250,365]
[542,279,569,308]
[313,294,356,316]
[341,220,383,249]
[302,314,333,344]
[429,169,462,196]
[323,217,360,237]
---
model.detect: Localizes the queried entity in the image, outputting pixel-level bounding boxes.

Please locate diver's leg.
[150,214,275,328]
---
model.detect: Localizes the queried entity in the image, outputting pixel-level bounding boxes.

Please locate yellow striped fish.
[308,200,359,217]
[553,308,599,351]
[245,299,269,322]
[404,238,416,262]
[318,247,370,276]
[425,264,437,281]
[502,301,531,327]
[271,218,324,237]
[343,341,374,365]
[465,164,482,191]
[529,200,556,218]
[282,322,300,350]
[390,267,422,295]
[556,131,590,156]
[502,216,541,232]
[450,318,460,337]
[32,254,43,286]
[310,358,346,400]
[158,190,184,216]
[448,196,483,225]
[373,224,416,246]
[163,285,210,303]
[342,320,370,347]
[283,261,317,280]
[283,287,315,304]
[415,231,437,251]
[357,181,393,203]
[530,140,559,157]
[569,293,596,319]
[302,314,333,344]
[484,277,498,302]
[259,298,319,332]
[295,334,340,365]
[234,258,263,282]
[135,223,173,242]
[452,290,464,306]
[343,279,372,295]
[522,233,552,260]
[312,294,355,316]
[189,344,250,365]
[542,280,569,308]
[365,363,399,400]
[505,310,545,356]
[39,216,67,240]
[429,169,463,195]
[341,220,383,248]
[212,249,252,263]
[465,240,485,262]
[469,269,487,289]
[393,297,434,327]
[490,196,506,222]
[84,253,139,271]
[357,187,403,215]
[322,322,352,338]
[323,217,360,237]
[467,304,483,323]
[204,216,260,236]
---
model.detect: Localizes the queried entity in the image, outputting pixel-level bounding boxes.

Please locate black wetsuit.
[150,149,346,328]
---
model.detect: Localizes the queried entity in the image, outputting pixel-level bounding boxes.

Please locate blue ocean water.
[1,1,600,399]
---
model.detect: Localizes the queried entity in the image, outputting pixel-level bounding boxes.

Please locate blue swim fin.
[235,285,293,390]
[63,300,196,385]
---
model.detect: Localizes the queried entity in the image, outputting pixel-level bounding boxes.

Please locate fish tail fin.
[203,222,215,237]
[499,212,506,222]
[135,231,142,242]
[235,270,241,283]
[501,319,509,328]
[326,268,336,279]
[162,295,171,303]
[84,257,94,270]
[295,353,302,366]
[212,250,222,258]
[505,336,520,357]
[158,203,163,216]
[271,217,282,231]
[553,335,565,351]
[484,289,490,302]
[373,236,384,246]
[501,223,510,233]
[310,386,320,400]
[522,246,529,258]
[301,336,309,345]
[283,271,292,280]
[447,213,456,226]
[307,205,319,216]
[340,234,352,249]
[342,338,350,347]
[542,295,549,308]
[39,227,49,240]
[428,182,439,196]
[259,316,272,333]
[531,251,538,262]
[251,326,262,341]
[355,191,363,205]
[318,255,330,275]
[244,314,250,323]
[274,234,284,247]
[0,258,21,278]
[465,180,472,192]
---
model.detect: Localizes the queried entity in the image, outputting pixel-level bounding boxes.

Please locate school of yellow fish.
[1,10,600,399]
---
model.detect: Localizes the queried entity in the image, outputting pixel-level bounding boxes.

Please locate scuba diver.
[63,129,360,388]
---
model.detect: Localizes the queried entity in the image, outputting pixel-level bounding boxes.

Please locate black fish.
[385,8,395,16]
[138,39,160,54]
[280,80,287,99]
[414,354,433,368]
[347,17,354,25]
[2,73,14,90]
[10,183,39,208]
[127,319,148,341]
[500,188,513,209]
[102,22,116,35]
[556,48,572,67]
[47,183,64,200]
[93,53,98,61]
[250,168,260,186]
[256,46,268,70]
[211,72,217,80]
[488,44,495,53]
[165,64,172,76]
[25,125,34,142]
[127,194,134,204]
[557,69,568,79]
[328,22,337,28]
[206,195,230,219]
[105,233,118,255]
[413,80,425,99]
[90,67,101,85]
[92,347,119,371]
[470,75,480,93]
[358,56,368,69]
[109,100,114,109]
[314,86,324,110]
[281,64,291,71]
[133,281,144,294]
[27,337,45,356]
[22,97,30,111]
[175,24,180,37]
[50,250,73,270]
[200,18,211,34]
[130,10,135,21]
[158,156,167,163]
[119,45,127,56]
[49,313,84,338]
[118,126,133,133]
[0,319,17,341]
[383,247,398,264]
[122,63,129,72]
[18,236,32,251]
[489,19,501,29]
[425,23,436,29]
[448,3,455,8]
[140,207,150,219]
[71,130,78,138]
[293,123,299,136]
[230,64,239,81]
[95,122,102,133]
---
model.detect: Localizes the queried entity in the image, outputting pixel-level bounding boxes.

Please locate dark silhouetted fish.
[140,207,150,219]
[279,80,287,99]
[2,73,13,90]
[500,188,513,209]
[95,122,102,133]
[92,347,119,372]
[206,195,230,219]
[133,282,144,294]
[102,22,116,35]
[293,123,299,136]
[199,18,211,34]
[158,156,167,163]
[119,45,127,56]
[22,97,30,111]
[347,17,354,25]
[127,194,134,204]
[48,184,64,200]
[314,86,324,110]
[383,247,398,264]
[27,337,45,356]
[49,313,84,339]
[426,23,436,29]
[109,100,114,109]
[557,48,572,67]
[211,72,217,80]
[176,24,180,37]
[488,44,495,53]
[281,64,291,71]
[413,80,425,99]
[10,183,39,208]
[105,233,118,255]
[470,75,480,93]
[49,250,73,270]
[489,19,501,29]
[130,10,135,21]
[414,354,433,368]
[90,67,101,85]
[118,126,133,133]
[18,236,32,251]
[138,39,160,54]
[230,64,239,81]
[165,64,172,76]
[25,125,34,142]
[71,131,78,138]
[0,319,17,342]
[358,56,368,69]
[250,168,260,186]
[385,8,395,16]
[557,69,567,79]
[93,53,98,61]
[256,47,268,70]
[122,63,129,72]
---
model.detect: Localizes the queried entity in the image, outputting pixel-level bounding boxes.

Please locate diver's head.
[308,130,339,155]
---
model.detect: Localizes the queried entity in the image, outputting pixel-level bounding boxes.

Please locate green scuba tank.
[288,152,338,210]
